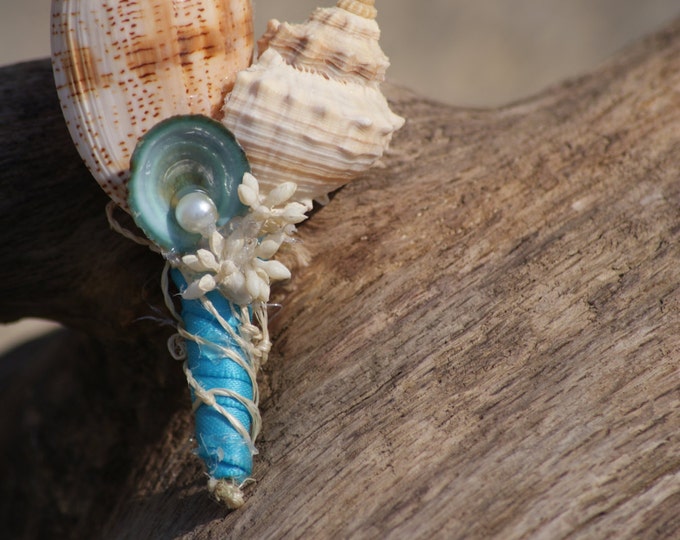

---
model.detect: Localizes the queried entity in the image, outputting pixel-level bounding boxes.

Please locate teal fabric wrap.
[172,270,253,483]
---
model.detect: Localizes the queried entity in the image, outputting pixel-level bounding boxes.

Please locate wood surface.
[1,16,679,540]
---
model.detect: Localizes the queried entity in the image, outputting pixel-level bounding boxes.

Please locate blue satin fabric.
[172,270,253,482]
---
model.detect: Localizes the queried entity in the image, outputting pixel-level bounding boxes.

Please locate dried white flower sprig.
[179,173,310,306]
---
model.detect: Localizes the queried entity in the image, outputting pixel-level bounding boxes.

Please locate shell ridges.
[258,6,388,85]
[223,1,404,204]
[337,0,377,19]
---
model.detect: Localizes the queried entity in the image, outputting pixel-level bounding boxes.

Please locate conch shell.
[222,0,404,204]
[50,0,254,210]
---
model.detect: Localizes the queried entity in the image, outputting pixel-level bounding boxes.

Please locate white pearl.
[175,191,219,236]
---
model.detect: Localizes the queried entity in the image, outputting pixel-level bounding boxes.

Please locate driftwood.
[1,16,679,540]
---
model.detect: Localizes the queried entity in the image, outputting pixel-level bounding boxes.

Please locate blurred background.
[1,0,679,352]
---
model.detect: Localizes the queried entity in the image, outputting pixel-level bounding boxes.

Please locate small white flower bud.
[263,182,297,207]
[257,259,291,281]
[181,254,203,272]
[238,184,259,208]
[256,233,284,259]
[282,202,309,224]
[196,248,219,271]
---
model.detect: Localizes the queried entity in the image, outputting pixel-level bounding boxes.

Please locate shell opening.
[128,115,249,253]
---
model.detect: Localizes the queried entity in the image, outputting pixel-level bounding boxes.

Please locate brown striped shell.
[51,0,254,210]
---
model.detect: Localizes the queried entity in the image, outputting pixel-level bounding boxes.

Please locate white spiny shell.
[51,0,254,210]
[222,0,404,204]
[223,49,402,202]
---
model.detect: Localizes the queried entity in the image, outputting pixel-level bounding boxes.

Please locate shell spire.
[257,1,388,85]
[223,0,404,204]
[337,0,377,19]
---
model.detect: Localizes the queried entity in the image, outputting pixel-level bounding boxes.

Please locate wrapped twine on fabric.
[168,271,264,507]
[110,170,306,508]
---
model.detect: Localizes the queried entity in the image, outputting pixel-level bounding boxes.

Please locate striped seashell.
[257,0,385,85]
[50,0,254,210]
[222,0,404,205]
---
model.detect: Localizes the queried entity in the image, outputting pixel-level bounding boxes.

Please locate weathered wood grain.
[1,17,679,540]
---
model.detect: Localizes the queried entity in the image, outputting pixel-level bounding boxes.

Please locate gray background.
[1,0,679,349]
